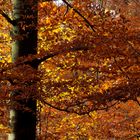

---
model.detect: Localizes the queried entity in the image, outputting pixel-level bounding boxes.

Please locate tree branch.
[40,98,120,115]
[0,45,91,74]
[40,0,96,32]
[0,10,16,26]
[27,45,90,66]
[40,99,71,114]
[62,0,96,32]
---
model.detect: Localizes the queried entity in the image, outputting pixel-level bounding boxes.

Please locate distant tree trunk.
[8,0,38,140]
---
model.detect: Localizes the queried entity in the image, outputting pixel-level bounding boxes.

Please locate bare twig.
[0,10,16,26]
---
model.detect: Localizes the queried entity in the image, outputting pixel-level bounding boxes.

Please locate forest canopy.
[0,0,140,139]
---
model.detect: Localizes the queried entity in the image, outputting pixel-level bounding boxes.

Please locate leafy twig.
[62,0,96,32]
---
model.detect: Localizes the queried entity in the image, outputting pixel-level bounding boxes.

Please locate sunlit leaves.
[0,13,11,64]
[0,0,140,139]
[31,1,140,139]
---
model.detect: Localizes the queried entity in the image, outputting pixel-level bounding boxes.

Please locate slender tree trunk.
[8,0,38,140]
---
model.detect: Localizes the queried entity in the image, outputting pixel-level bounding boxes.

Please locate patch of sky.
[53,0,64,6]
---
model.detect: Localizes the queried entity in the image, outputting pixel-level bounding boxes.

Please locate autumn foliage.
[0,0,140,139]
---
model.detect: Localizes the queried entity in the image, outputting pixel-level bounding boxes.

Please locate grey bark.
[8,0,38,140]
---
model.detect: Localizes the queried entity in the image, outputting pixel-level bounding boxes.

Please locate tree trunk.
[8,0,38,140]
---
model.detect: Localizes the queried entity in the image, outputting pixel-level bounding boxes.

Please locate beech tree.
[5,0,38,140]
[0,0,139,140]
[1,0,38,139]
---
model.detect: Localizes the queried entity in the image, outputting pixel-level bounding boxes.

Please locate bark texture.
[9,0,38,140]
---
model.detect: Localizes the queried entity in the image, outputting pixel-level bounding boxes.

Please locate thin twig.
[0,10,16,26]
[127,41,140,56]
[136,98,140,106]
[62,0,96,32]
